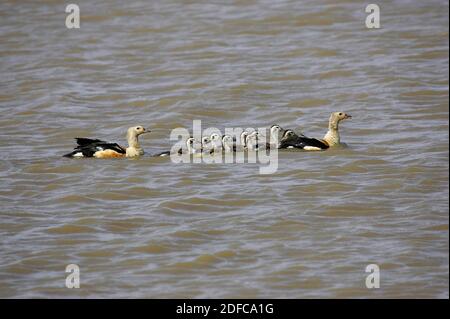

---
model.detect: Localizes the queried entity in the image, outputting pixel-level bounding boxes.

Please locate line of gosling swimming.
[63,112,351,158]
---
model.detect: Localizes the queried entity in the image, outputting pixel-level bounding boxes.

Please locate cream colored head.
[126,126,149,139]
[125,125,150,156]
[328,112,352,130]
[323,112,351,146]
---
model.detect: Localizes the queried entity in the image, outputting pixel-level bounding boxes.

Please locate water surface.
[0,0,448,298]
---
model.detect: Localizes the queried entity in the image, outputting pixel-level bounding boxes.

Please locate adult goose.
[280,112,351,150]
[63,126,150,158]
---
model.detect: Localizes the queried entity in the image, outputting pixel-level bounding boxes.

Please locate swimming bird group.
[63,111,351,158]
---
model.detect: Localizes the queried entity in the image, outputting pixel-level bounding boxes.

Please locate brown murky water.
[0,0,448,298]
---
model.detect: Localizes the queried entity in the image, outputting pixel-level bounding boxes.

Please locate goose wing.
[75,138,105,147]
[64,138,126,157]
[279,133,329,150]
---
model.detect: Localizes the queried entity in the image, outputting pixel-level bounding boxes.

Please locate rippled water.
[0,0,448,298]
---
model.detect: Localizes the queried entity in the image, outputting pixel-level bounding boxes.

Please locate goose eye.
[339,113,343,116]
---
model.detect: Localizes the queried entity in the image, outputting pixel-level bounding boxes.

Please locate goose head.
[127,125,150,139]
[329,112,352,129]
[126,125,150,151]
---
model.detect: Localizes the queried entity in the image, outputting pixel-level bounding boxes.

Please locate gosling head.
[202,136,211,146]
[222,135,234,151]
[270,124,285,145]
[279,130,300,147]
[284,130,297,137]
[186,137,195,149]
[240,131,249,148]
[245,131,259,150]
[270,124,283,136]
[210,133,222,150]
[210,133,221,141]
[185,137,202,154]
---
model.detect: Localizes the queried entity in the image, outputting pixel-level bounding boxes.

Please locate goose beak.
[142,128,151,134]
[345,114,352,119]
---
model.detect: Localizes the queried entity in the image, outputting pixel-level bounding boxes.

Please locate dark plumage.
[74,138,104,147]
[278,130,329,150]
[279,112,352,150]
[63,138,126,158]
[152,148,183,157]
[282,136,329,150]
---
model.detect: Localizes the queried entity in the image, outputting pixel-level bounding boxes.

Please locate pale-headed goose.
[280,112,352,150]
[63,126,150,158]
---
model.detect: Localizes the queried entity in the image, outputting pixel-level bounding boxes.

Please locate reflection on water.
[0,0,448,298]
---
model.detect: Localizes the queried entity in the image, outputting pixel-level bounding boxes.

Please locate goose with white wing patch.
[280,112,352,150]
[63,126,150,158]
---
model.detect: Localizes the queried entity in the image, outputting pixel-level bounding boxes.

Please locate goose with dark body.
[63,126,150,158]
[279,112,351,150]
